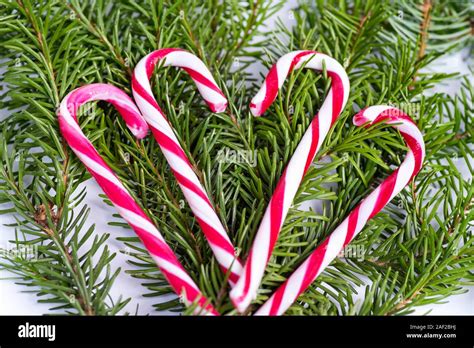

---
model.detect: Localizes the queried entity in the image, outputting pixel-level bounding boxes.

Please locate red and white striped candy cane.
[132,48,243,284]
[58,83,218,315]
[255,106,425,315]
[230,50,350,312]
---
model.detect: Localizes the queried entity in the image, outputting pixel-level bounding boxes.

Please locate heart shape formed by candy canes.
[231,50,351,312]
[255,106,425,315]
[57,84,217,315]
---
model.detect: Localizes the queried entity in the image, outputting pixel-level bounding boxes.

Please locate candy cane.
[58,84,218,315]
[255,106,425,315]
[230,50,350,312]
[132,48,243,284]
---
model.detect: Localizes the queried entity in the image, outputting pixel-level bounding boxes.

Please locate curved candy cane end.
[353,105,426,179]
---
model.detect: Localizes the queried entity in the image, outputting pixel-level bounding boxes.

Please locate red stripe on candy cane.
[58,83,218,315]
[255,106,425,315]
[132,49,242,286]
[172,171,213,207]
[230,50,350,313]
[304,117,321,173]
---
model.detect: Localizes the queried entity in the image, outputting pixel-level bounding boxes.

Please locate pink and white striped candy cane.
[230,50,350,312]
[58,83,218,315]
[132,48,243,284]
[255,106,425,315]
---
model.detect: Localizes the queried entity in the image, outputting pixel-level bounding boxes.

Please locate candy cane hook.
[256,106,425,315]
[58,84,218,315]
[132,48,243,285]
[230,50,350,312]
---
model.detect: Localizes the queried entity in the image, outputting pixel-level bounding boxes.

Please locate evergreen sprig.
[0,0,472,315]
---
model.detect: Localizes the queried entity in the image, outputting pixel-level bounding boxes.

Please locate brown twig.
[386,290,421,316]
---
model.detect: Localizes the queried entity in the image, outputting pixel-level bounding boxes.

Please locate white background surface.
[0,2,472,315]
